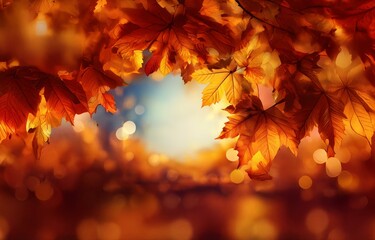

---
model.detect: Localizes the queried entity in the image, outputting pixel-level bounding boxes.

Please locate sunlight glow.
[250,151,266,170]
[336,148,351,163]
[226,148,239,162]
[35,15,48,36]
[313,149,327,164]
[336,47,352,68]
[306,208,329,234]
[337,171,354,190]
[115,128,129,141]
[326,157,342,177]
[122,121,136,135]
[134,105,145,115]
[298,175,313,190]
[230,169,245,184]
[139,75,228,159]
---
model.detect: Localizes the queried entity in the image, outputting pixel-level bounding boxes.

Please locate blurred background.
[0,74,375,240]
[1,1,375,239]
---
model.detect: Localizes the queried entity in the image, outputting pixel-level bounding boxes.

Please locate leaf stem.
[234,0,294,35]
[264,0,303,15]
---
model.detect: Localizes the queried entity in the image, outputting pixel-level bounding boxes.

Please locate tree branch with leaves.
[0,0,374,180]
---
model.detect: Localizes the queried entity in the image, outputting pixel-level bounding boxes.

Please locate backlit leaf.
[219,96,298,179]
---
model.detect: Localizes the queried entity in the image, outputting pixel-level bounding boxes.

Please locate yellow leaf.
[247,150,272,180]
[156,0,179,14]
[326,56,375,143]
[0,124,11,142]
[27,96,56,158]
[344,89,375,142]
[192,67,244,106]
[233,33,280,84]
[158,49,173,76]
[94,0,107,13]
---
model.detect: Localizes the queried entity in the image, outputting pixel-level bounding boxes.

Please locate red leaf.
[78,66,123,114]
[0,67,42,130]
[41,76,87,124]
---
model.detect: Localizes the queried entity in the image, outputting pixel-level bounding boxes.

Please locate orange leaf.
[0,67,42,131]
[219,96,298,180]
[113,0,234,75]
[293,72,346,154]
[78,66,123,114]
[42,76,87,124]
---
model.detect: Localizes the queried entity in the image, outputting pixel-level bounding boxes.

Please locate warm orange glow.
[250,151,266,170]
[226,148,239,162]
[122,121,136,135]
[0,0,374,239]
[306,208,329,234]
[336,148,351,163]
[326,157,342,178]
[34,180,54,201]
[230,169,245,184]
[313,149,327,164]
[299,175,313,190]
[336,47,352,68]
[34,14,48,36]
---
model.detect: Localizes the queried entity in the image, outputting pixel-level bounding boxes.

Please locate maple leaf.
[0,66,89,156]
[112,0,234,75]
[0,124,11,142]
[101,47,143,80]
[0,67,42,133]
[27,96,58,158]
[192,31,279,107]
[347,7,375,86]
[219,96,298,180]
[340,83,375,143]
[112,1,196,75]
[328,56,375,143]
[292,67,346,155]
[40,75,88,124]
[1,0,375,176]
[192,61,245,106]
[77,64,123,114]
[234,32,280,85]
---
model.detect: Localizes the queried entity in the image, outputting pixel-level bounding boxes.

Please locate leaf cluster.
[0,0,374,179]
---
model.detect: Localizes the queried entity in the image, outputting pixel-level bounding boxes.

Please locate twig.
[234,0,294,35]
[264,0,303,15]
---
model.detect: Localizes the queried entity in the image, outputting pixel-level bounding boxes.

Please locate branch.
[234,0,294,35]
[264,0,303,15]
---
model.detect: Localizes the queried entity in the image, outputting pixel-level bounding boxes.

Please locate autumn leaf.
[219,96,298,179]
[331,56,375,143]
[234,32,280,85]
[341,85,375,142]
[27,96,57,158]
[192,61,245,106]
[0,124,11,142]
[292,66,346,155]
[40,75,88,124]
[191,31,279,107]
[112,0,234,75]
[25,74,89,158]
[78,65,123,114]
[94,0,107,13]
[112,2,196,76]
[1,0,375,177]
[0,67,42,132]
